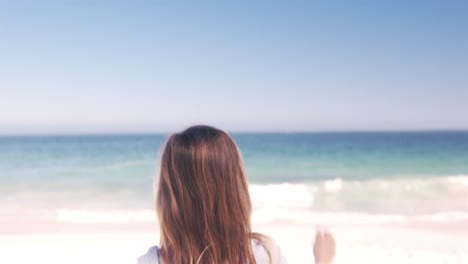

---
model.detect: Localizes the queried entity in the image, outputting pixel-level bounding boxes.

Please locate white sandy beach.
[2,223,467,264]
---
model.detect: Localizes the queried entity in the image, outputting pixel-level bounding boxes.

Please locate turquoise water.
[1,132,468,224]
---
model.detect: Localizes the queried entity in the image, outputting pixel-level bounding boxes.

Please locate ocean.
[1,131,468,227]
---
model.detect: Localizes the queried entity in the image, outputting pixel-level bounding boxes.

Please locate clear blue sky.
[0,1,467,134]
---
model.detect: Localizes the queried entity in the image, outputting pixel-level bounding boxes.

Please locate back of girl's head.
[156,125,258,263]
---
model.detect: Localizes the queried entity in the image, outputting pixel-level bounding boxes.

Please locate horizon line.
[1,129,468,137]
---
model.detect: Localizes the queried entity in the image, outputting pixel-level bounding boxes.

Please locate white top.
[137,239,288,264]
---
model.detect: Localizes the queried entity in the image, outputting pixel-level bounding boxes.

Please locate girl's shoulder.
[137,246,160,264]
[252,238,288,264]
[137,238,287,264]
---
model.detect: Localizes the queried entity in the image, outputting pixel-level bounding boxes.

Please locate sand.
[1,223,467,264]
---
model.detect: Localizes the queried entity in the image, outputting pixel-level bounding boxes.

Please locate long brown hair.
[156,125,269,263]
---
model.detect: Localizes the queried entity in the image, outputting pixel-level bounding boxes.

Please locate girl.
[137,125,334,264]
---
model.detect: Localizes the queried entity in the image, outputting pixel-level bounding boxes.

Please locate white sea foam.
[54,175,468,225]
[249,183,313,209]
[56,209,155,224]
[417,211,468,222]
[447,175,468,186]
[323,178,343,193]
